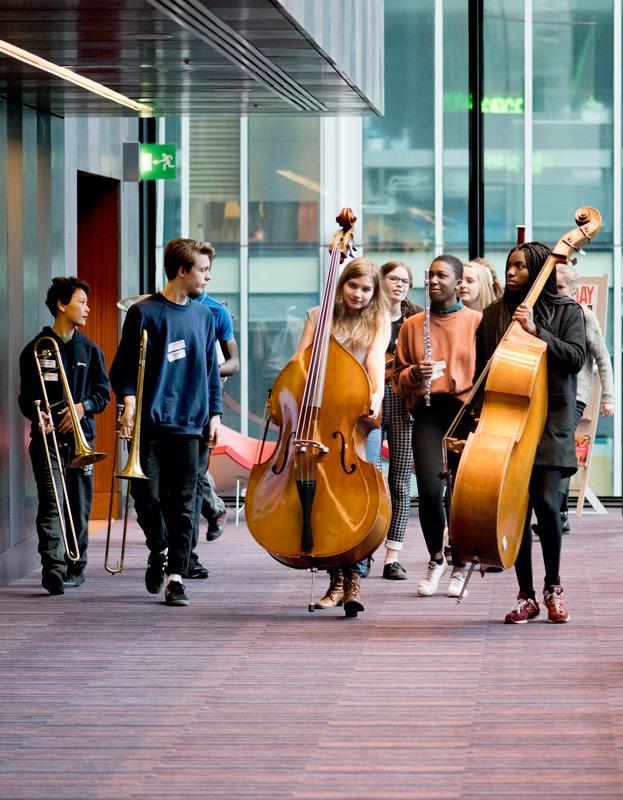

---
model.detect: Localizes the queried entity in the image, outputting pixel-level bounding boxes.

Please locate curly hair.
[45,276,91,318]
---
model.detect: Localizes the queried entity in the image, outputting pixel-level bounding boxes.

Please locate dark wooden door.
[77,171,120,519]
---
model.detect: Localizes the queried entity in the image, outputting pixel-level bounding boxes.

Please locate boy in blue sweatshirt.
[110,238,222,606]
[19,277,110,595]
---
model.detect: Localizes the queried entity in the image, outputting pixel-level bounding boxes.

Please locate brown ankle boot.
[343,570,364,617]
[314,570,344,609]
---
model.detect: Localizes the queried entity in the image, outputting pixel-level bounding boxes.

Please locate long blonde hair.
[333,258,387,353]
[464,260,498,311]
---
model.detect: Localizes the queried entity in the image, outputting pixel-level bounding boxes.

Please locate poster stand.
[569,274,609,516]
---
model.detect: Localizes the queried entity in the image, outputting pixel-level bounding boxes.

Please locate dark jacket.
[109,293,222,437]
[19,326,110,443]
[476,298,586,475]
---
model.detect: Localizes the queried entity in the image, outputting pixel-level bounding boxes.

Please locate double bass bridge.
[294,438,329,459]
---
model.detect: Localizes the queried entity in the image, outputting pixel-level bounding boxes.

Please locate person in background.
[555,263,614,532]
[472,256,503,300]
[189,246,240,579]
[460,260,499,312]
[19,277,110,595]
[378,261,422,580]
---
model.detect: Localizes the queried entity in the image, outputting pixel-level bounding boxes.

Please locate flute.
[423,269,432,406]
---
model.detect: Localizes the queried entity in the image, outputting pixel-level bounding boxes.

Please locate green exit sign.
[139,144,177,180]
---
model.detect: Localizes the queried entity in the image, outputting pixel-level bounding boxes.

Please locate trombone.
[105,328,149,574]
[33,336,107,562]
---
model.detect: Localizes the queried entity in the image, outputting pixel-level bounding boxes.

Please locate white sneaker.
[447,568,468,598]
[416,558,448,596]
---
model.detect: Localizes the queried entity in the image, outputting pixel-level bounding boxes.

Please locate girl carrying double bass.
[300,257,390,615]
[475,242,586,624]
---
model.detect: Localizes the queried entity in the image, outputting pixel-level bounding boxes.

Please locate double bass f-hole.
[272,431,295,475]
[333,430,356,475]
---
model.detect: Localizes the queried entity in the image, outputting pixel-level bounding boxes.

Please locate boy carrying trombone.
[18,277,110,595]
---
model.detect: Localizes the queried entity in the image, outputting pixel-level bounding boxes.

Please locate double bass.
[448,207,601,573]
[245,209,391,581]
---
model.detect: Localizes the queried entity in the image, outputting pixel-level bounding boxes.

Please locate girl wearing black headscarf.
[475,242,586,624]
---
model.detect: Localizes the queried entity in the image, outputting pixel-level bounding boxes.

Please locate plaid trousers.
[379,381,413,550]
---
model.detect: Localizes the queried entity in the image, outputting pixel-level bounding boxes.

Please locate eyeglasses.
[386,276,411,286]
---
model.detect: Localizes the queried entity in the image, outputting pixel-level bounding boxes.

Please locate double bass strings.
[297,244,342,483]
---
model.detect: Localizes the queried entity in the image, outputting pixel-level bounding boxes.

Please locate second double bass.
[245,210,391,586]
[449,207,601,572]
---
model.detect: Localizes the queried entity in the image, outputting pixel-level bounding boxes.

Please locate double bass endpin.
[307,567,317,612]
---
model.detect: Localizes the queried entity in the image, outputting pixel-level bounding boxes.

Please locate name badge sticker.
[167,339,187,363]
[43,372,59,381]
[431,360,447,381]
[40,359,56,369]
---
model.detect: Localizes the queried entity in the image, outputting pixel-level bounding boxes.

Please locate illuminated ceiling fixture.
[0,39,153,114]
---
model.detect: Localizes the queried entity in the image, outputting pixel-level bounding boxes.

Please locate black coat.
[19,326,110,443]
[476,298,586,476]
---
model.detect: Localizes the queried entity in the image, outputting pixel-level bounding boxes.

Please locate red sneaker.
[543,585,570,623]
[504,592,541,624]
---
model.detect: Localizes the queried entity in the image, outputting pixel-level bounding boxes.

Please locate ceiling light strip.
[147,0,327,112]
[0,39,153,113]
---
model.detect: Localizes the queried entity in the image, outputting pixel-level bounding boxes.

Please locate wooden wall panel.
[77,172,120,519]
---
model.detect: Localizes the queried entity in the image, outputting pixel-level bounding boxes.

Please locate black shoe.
[561,511,571,534]
[383,561,407,580]
[42,573,64,595]
[531,523,540,539]
[63,573,85,588]
[165,580,189,606]
[206,509,227,542]
[187,561,210,579]
[145,553,167,594]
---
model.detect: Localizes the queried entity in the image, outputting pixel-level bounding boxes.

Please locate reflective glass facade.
[178,0,620,495]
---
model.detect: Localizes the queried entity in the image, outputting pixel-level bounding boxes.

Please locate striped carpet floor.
[0,508,621,799]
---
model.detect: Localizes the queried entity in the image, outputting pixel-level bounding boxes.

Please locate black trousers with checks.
[378,382,413,551]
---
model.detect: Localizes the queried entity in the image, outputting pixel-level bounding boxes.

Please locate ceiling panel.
[0,0,378,117]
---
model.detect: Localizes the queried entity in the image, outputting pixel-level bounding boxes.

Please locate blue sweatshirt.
[109,293,222,436]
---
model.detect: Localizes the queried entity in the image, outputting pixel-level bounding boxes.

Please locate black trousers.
[515,467,564,594]
[190,442,226,565]
[411,394,473,560]
[130,433,204,577]
[29,436,94,580]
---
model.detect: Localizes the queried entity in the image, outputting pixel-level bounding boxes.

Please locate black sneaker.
[42,572,64,595]
[187,561,210,579]
[383,562,407,580]
[63,573,85,588]
[206,509,227,542]
[165,580,189,606]
[145,553,167,594]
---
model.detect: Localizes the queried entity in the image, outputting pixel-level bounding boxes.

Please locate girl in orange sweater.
[393,255,481,598]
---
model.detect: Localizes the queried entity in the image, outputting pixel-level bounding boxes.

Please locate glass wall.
[363,0,435,300]
[188,115,242,432]
[174,0,620,495]
[248,117,321,437]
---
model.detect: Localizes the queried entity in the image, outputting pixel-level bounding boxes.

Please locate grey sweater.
[577,305,614,406]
